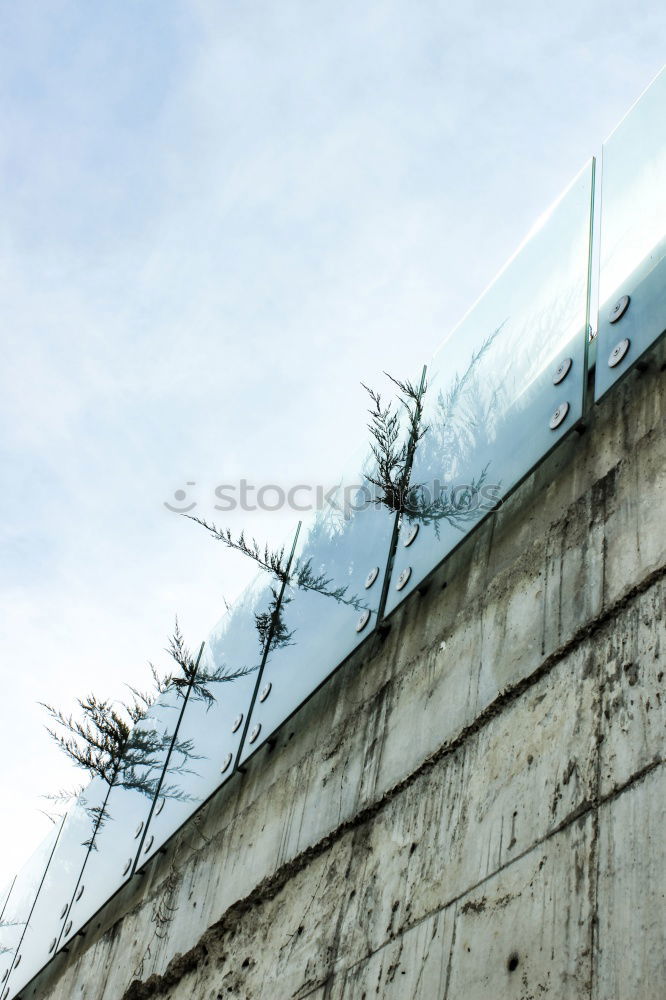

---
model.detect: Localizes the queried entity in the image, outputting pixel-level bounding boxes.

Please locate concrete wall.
[29,346,665,1000]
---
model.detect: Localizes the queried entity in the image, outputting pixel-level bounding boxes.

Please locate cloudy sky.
[1,0,664,879]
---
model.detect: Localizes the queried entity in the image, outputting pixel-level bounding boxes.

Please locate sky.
[1,0,664,880]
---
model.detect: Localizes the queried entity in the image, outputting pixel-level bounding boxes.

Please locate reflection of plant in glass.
[38,619,253,847]
[361,332,503,532]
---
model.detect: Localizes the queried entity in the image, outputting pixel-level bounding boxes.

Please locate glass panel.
[3,781,109,999]
[596,68,666,398]
[239,454,396,763]
[385,160,594,615]
[139,571,283,865]
[0,880,14,923]
[0,822,62,995]
[59,688,186,947]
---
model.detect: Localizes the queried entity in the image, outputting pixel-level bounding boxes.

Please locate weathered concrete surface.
[28,350,665,1000]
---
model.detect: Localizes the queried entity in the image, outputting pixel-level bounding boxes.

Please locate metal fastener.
[396,567,412,591]
[122,858,132,876]
[59,903,68,920]
[249,724,262,744]
[231,713,243,733]
[404,523,420,547]
[13,955,21,969]
[356,609,371,633]
[220,752,233,774]
[364,566,379,589]
[48,938,57,955]
[608,338,630,368]
[552,357,572,385]
[144,836,154,854]
[609,294,630,324]
[154,797,165,816]
[259,682,272,702]
[134,821,144,839]
[64,921,72,936]
[549,402,570,430]
[75,885,85,902]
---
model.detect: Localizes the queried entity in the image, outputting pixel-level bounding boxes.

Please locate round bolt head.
[609,294,630,324]
[552,357,572,385]
[364,566,379,589]
[549,401,570,430]
[356,609,371,633]
[75,885,85,902]
[64,921,72,936]
[134,820,144,839]
[231,713,243,733]
[220,751,233,774]
[259,681,272,702]
[144,835,154,854]
[396,567,412,591]
[404,523,420,547]
[249,723,262,744]
[59,903,68,920]
[608,337,630,368]
[122,858,132,877]
[48,938,57,955]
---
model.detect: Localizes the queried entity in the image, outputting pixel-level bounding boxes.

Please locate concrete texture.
[27,346,666,1000]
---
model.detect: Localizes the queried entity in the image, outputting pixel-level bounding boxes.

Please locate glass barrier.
[0,821,63,999]
[384,160,594,615]
[0,880,14,923]
[239,453,397,764]
[3,782,109,999]
[138,569,289,866]
[57,687,187,948]
[595,68,666,399]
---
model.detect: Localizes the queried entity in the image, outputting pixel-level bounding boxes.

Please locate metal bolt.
[220,752,233,774]
[609,294,630,324]
[122,858,132,876]
[549,401,570,430]
[404,523,420,547]
[64,921,72,936]
[59,903,68,920]
[75,885,85,902]
[144,835,154,854]
[259,682,272,702]
[134,820,144,839]
[552,357,572,385]
[396,567,412,591]
[154,797,165,816]
[48,938,57,955]
[356,609,371,633]
[608,338,630,368]
[13,955,21,969]
[364,566,379,589]
[249,723,262,744]
[231,713,244,733]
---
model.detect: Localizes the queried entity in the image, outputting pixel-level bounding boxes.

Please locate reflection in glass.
[139,572,283,865]
[596,67,666,398]
[0,821,62,994]
[58,687,190,947]
[3,782,108,998]
[239,452,396,762]
[385,160,594,614]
